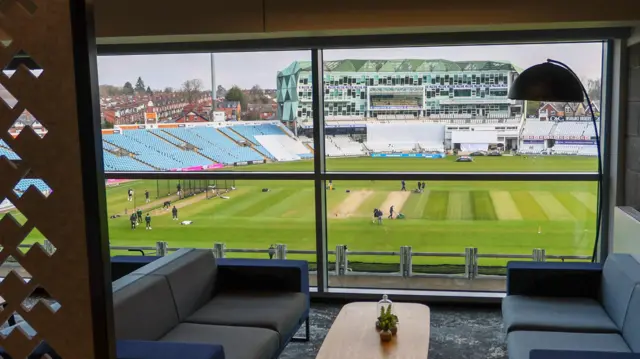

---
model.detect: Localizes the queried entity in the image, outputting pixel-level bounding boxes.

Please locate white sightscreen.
[366,123,445,144]
[451,130,498,144]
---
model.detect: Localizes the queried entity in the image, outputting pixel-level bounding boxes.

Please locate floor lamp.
[508,59,602,261]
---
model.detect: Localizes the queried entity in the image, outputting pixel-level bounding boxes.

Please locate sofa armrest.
[111,256,162,281]
[507,261,602,297]
[216,259,309,296]
[117,340,224,359]
[531,350,640,359]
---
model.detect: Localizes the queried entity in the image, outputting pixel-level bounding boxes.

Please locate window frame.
[98,28,629,300]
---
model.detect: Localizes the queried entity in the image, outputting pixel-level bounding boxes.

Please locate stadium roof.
[278,59,518,76]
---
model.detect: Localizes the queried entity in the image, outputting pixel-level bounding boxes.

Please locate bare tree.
[586,78,601,103]
[181,79,204,104]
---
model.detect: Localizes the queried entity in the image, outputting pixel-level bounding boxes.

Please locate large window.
[0,40,606,294]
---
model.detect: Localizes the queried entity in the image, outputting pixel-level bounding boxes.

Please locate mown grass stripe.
[531,191,575,221]
[447,191,468,220]
[553,192,594,221]
[511,191,548,221]
[236,188,296,218]
[571,192,597,213]
[471,191,497,220]
[423,191,448,220]
[403,190,430,218]
[489,191,522,220]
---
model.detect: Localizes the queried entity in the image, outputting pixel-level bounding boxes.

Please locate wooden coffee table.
[316,302,430,359]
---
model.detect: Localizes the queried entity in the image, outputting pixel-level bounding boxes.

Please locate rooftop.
[279,59,519,76]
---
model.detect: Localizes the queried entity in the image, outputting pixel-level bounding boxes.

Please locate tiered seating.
[229,125,282,159]
[123,130,210,169]
[521,121,555,137]
[554,122,589,137]
[103,151,153,171]
[332,136,365,156]
[104,134,181,170]
[0,140,19,160]
[218,127,246,142]
[149,129,187,147]
[164,128,263,164]
[14,179,50,194]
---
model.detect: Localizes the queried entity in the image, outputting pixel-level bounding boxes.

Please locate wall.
[93,0,640,44]
[626,43,640,207]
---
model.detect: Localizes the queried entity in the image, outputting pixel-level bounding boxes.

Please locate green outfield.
[11,155,598,268]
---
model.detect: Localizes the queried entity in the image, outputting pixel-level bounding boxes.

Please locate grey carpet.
[281,303,506,359]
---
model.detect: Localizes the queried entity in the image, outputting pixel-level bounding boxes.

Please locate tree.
[226,85,247,111]
[135,77,146,93]
[249,84,264,97]
[181,79,204,104]
[586,78,601,103]
[146,86,153,95]
[164,87,174,93]
[102,121,114,129]
[216,85,227,98]
[123,81,134,95]
[525,100,541,117]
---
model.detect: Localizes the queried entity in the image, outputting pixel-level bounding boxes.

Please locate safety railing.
[17,241,590,280]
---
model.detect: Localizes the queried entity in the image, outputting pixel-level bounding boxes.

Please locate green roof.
[279,59,518,75]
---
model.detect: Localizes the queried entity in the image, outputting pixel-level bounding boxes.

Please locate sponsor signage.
[548,116,600,122]
[235,161,248,166]
[301,124,366,129]
[523,140,545,144]
[371,153,446,158]
[370,106,423,110]
[556,140,597,145]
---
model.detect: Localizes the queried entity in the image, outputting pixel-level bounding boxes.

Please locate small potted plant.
[378,317,393,342]
[389,312,399,335]
[376,305,399,335]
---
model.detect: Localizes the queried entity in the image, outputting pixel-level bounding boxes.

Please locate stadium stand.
[228,125,282,160]
[553,121,589,137]
[103,151,153,171]
[520,120,555,137]
[123,130,211,169]
[0,139,19,160]
[163,128,264,164]
[14,179,50,195]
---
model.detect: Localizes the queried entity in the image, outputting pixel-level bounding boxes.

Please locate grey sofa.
[502,253,640,359]
[112,248,309,359]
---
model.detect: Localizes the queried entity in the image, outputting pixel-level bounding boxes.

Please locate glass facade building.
[277,59,522,121]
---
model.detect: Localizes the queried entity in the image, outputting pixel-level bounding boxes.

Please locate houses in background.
[536,101,600,121]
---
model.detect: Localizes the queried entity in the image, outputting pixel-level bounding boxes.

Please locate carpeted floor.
[280,303,506,359]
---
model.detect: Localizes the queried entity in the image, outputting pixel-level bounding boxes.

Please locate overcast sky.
[97,42,603,90]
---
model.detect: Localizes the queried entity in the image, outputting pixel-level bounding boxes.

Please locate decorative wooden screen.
[0,0,110,358]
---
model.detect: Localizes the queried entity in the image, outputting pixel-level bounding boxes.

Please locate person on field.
[136,208,143,224]
[145,190,150,203]
[401,180,406,191]
[377,209,383,224]
[176,183,182,197]
[421,182,426,191]
[372,208,378,223]
[268,244,276,260]
[417,181,421,192]
[129,213,137,230]
[127,188,133,202]
[172,206,178,220]
[145,213,152,230]
[388,205,395,219]
[163,200,171,210]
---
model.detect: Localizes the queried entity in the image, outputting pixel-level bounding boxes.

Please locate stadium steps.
[226,128,269,161]
[103,139,135,155]
[193,149,217,163]
[304,143,314,153]
[149,130,187,150]
[131,156,161,170]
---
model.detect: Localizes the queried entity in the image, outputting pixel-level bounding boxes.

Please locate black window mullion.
[311,49,328,292]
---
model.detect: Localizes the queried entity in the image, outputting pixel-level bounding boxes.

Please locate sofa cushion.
[113,275,179,341]
[150,250,217,320]
[601,254,640,329]
[502,295,619,333]
[507,331,630,359]
[185,291,307,345]
[622,284,640,352]
[160,323,279,359]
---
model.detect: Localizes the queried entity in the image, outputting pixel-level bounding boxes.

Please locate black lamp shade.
[508,62,584,102]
